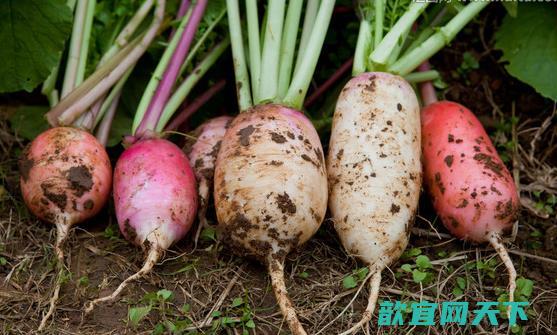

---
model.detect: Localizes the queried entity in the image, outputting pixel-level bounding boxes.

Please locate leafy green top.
[0,0,72,93]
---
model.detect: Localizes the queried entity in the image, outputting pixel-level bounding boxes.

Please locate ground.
[1,6,556,335]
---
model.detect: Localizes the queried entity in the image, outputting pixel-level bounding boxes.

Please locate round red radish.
[421,101,519,242]
[19,126,111,330]
[214,104,327,335]
[85,138,197,312]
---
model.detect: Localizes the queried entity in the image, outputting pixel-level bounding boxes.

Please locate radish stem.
[61,0,89,98]
[226,0,252,111]
[284,0,335,110]
[170,0,190,39]
[245,0,261,102]
[293,0,319,78]
[95,91,121,146]
[136,0,208,137]
[352,20,372,76]
[165,79,226,132]
[374,0,385,47]
[258,0,285,103]
[404,69,438,84]
[156,39,230,132]
[84,247,162,314]
[277,0,304,99]
[390,1,489,75]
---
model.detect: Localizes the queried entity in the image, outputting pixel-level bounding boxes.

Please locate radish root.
[84,247,162,314]
[38,223,70,331]
[339,270,382,335]
[267,257,307,335]
[489,232,516,316]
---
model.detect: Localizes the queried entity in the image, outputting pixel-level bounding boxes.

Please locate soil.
[1,5,556,335]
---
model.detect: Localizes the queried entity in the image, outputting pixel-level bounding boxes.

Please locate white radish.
[327,72,422,334]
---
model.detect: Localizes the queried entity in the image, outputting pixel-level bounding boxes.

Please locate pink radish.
[19,127,111,329]
[420,66,519,306]
[85,138,197,312]
[185,115,232,245]
[84,0,229,313]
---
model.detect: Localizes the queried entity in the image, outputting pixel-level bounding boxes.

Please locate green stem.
[389,1,489,75]
[284,0,335,110]
[293,0,319,77]
[368,2,428,70]
[277,0,304,99]
[156,39,229,132]
[374,0,385,47]
[179,7,226,77]
[245,0,261,102]
[75,0,96,87]
[94,67,133,128]
[61,0,89,97]
[132,8,193,133]
[258,0,285,103]
[226,0,252,111]
[352,20,372,76]
[404,70,439,83]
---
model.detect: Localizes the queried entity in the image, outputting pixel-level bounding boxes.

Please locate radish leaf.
[0,0,72,93]
[495,3,557,101]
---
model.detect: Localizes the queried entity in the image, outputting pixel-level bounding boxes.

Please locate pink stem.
[165,79,226,132]
[136,0,208,137]
[95,91,122,146]
[169,0,190,39]
[304,58,353,108]
[419,61,438,106]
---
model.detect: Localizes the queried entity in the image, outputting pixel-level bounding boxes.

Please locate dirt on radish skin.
[85,138,197,312]
[185,116,233,242]
[327,73,422,334]
[20,127,112,227]
[214,104,327,335]
[19,126,112,330]
[421,101,519,242]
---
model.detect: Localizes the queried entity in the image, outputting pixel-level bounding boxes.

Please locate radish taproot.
[323,2,490,333]
[419,63,519,306]
[185,115,232,245]
[19,127,111,329]
[85,0,229,312]
[327,72,422,334]
[215,1,334,333]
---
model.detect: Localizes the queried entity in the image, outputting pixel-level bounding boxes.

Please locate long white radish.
[327,72,422,334]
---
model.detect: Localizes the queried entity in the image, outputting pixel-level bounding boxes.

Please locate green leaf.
[181,303,191,314]
[9,106,49,141]
[0,257,7,266]
[456,277,466,290]
[402,247,421,259]
[0,0,73,93]
[412,270,427,283]
[515,278,534,298]
[343,275,357,289]
[502,1,518,18]
[298,271,309,279]
[231,297,244,308]
[128,305,151,327]
[495,4,557,101]
[355,267,369,281]
[156,289,173,301]
[415,255,432,270]
[245,319,256,329]
[400,264,412,273]
[200,226,217,241]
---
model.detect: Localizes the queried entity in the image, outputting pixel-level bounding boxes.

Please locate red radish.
[85,138,197,312]
[214,104,328,335]
[185,115,232,245]
[219,1,335,332]
[19,127,111,329]
[420,64,519,305]
[327,73,422,334]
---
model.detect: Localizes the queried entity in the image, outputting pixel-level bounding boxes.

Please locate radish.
[215,1,334,334]
[419,62,519,307]
[184,115,232,245]
[19,127,112,330]
[23,0,168,328]
[85,0,229,312]
[324,2,490,333]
